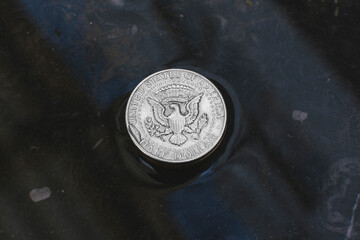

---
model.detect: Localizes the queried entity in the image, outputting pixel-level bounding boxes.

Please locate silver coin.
[125,69,227,163]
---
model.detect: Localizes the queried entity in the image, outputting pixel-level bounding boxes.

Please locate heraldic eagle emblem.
[145,84,208,146]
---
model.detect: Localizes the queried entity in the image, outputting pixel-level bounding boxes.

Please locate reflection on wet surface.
[1,0,360,239]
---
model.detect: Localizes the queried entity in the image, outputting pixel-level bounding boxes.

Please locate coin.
[125,69,227,163]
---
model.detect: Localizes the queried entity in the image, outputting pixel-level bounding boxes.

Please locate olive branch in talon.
[184,113,208,139]
[144,117,171,141]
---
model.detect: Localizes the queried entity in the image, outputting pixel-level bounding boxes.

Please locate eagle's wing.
[147,98,169,127]
[185,93,203,125]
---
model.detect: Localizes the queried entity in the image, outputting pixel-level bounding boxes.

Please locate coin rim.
[125,68,227,163]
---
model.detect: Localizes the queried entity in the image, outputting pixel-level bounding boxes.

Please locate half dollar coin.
[125,69,227,163]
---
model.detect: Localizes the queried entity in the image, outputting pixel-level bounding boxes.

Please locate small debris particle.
[334,6,339,16]
[29,187,51,202]
[131,25,138,35]
[179,14,184,18]
[89,21,93,25]
[29,145,38,150]
[217,15,227,29]
[92,138,104,150]
[292,110,308,122]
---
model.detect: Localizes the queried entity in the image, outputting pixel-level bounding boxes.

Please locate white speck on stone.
[29,187,51,202]
[179,14,184,18]
[89,21,93,25]
[131,25,138,35]
[292,110,308,122]
[217,15,228,29]
[92,138,104,150]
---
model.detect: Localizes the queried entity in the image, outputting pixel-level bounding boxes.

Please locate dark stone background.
[1,0,360,239]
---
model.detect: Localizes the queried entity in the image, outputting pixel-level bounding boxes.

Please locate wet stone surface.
[1,0,360,239]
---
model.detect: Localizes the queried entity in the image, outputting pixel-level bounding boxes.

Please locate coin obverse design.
[125,69,227,163]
